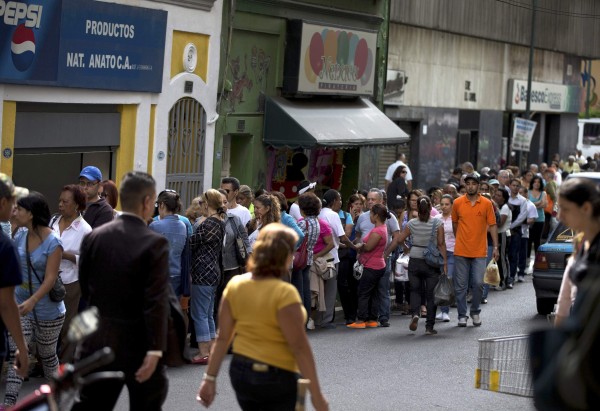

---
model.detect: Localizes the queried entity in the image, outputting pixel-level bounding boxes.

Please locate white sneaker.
[306,318,315,330]
[442,312,450,322]
[435,312,443,320]
[472,314,482,327]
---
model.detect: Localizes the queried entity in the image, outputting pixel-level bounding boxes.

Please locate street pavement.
[6,274,548,410]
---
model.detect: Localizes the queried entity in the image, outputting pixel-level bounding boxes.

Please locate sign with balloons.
[292,22,376,96]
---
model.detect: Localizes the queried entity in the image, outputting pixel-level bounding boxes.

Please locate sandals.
[191,355,209,365]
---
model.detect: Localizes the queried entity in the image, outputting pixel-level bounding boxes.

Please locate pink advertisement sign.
[297,22,376,96]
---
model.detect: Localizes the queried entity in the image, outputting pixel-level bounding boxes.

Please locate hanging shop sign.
[283,20,377,96]
[0,0,167,92]
[506,79,581,114]
[512,117,537,152]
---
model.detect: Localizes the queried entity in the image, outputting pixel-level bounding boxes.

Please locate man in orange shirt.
[452,174,498,327]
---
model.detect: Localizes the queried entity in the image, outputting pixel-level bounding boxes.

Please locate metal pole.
[521,0,537,169]
[586,59,592,119]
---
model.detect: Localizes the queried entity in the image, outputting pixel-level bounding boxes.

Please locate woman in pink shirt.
[347,204,388,329]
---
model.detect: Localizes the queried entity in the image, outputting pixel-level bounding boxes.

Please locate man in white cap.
[385,153,412,190]
[79,166,114,229]
[289,180,316,221]
[0,173,29,379]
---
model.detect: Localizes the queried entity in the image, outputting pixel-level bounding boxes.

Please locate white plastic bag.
[394,253,410,282]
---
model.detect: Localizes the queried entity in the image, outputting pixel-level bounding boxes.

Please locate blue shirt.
[153,214,193,236]
[14,230,65,321]
[281,211,305,250]
[149,215,187,278]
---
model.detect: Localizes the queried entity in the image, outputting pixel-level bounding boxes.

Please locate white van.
[577,118,600,159]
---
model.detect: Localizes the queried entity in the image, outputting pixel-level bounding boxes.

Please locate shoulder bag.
[423,219,444,268]
[26,233,66,303]
[227,217,248,268]
[293,220,309,271]
[311,252,337,281]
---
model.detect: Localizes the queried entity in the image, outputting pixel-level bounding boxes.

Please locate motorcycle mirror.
[67,306,100,343]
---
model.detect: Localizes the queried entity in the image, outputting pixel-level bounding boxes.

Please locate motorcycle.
[2,307,124,411]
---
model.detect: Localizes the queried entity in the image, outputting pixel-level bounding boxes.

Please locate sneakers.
[472,314,482,326]
[425,327,438,335]
[481,298,488,304]
[518,276,525,283]
[435,312,443,320]
[458,317,468,327]
[442,312,450,322]
[306,318,315,330]
[409,315,419,331]
[506,283,514,289]
[346,321,366,329]
[379,320,390,328]
[365,321,379,328]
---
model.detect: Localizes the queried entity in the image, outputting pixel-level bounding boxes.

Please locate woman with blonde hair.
[197,223,328,411]
[190,189,226,364]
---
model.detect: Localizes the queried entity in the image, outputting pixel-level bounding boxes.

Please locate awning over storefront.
[264,96,409,148]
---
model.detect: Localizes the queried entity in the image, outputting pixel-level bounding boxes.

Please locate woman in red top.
[347,204,389,329]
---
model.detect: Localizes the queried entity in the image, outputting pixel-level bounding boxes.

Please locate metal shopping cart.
[475,334,533,397]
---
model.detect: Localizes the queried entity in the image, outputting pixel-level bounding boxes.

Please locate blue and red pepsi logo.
[11,24,36,72]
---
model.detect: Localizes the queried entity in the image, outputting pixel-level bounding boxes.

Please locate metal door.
[166,98,206,210]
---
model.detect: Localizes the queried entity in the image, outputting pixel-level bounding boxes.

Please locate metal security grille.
[166,98,206,211]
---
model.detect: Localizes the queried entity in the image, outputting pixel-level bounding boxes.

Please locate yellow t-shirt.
[223,274,306,372]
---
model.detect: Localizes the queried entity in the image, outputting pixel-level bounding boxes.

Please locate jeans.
[440,251,455,314]
[191,285,216,342]
[230,355,298,411]
[508,229,523,283]
[170,275,182,297]
[408,258,440,329]
[377,257,392,322]
[497,232,510,287]
[357,267,385,321]
[291,266,311,322]
[454,256,486,319]
[338,256,358,322]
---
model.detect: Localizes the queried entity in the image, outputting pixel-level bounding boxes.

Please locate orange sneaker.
[365,321,379,328]
[346,321,366,329]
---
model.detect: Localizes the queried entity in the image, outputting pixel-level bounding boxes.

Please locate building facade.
[213,0,407,200]
[385,0,600,189]
[0,0,222,210]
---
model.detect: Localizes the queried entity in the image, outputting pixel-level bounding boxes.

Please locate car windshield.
[549,223,575,243]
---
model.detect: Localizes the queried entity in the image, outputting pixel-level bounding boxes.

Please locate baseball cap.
[298,181,316,195]
[488,179,500,186]
[79,166,102,182]
[0,173,28,199]
[464,173,480,184]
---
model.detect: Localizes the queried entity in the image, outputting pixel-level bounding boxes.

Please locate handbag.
[293,220,309,271]
[353,253,372,281]
[26,233,66,303]
[228,217,248,268]
[433,273,455,306]
[423,220,444,268]
[394,253,410,282]
[484,259,500,286]
[311,253,337,281]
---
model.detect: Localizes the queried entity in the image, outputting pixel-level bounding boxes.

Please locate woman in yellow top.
[197,223,328,411]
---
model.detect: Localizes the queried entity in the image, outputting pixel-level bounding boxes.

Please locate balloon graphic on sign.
[348,33,359,66]
[304,47,317,83]
[337,31,349,65]
[323,30,338,65]
[354,38,368,79]
[309,33,324,76]
[361,48,374,86]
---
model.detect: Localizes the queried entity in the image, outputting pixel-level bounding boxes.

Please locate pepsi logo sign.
[11,23,35,71]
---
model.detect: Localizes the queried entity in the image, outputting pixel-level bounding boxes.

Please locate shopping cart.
[475,334,533,397]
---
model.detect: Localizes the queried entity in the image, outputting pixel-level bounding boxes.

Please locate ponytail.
[417,195,432,222]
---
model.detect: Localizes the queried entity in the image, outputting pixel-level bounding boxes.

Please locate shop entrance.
[166,98,206,209]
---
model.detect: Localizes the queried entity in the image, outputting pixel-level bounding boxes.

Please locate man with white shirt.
[385,153,412,190]
[316,189,358,329]
[221,177,251,227]
[519,186,539,281]
[355,189,400,327]
[506,179,529,288]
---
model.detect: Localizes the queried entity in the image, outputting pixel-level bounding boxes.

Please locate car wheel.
[536,298,555,315]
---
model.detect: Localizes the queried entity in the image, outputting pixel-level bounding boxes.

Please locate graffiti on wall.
[227,44,274,112]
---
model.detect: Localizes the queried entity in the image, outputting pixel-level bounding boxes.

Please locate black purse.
[227,217,248,268]
[26,233,66,303]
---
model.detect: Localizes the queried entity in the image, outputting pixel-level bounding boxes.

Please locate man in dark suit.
[74,172,170,411]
